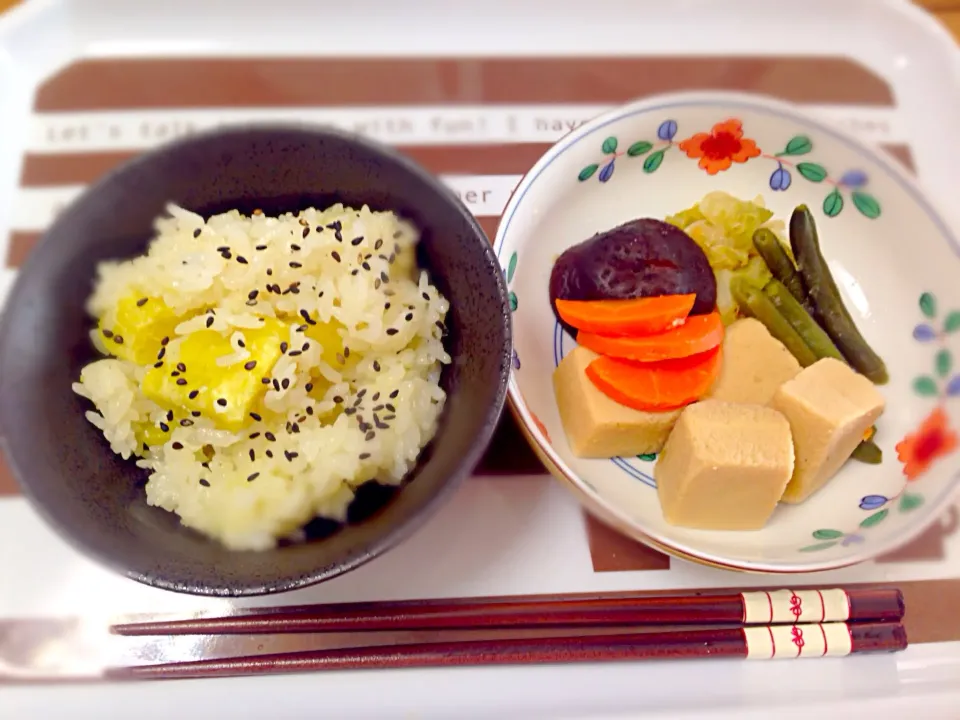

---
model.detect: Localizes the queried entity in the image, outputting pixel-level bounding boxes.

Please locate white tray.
[2,0,960,717]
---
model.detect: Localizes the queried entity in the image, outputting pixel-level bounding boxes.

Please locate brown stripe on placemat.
[0,411,544,500]
[0,448,19,497]
[585,500,957,573]
[584,514,671,571]
[4,143,915,268]
[34,57,894,111]
[19,144,552,187]
[1,578,958,681]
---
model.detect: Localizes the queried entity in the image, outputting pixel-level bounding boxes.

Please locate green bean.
[789,206,889,384]
[851,439,883,464]
[752,228,809,307]
[730,276,819,367]
[763,278,846,363]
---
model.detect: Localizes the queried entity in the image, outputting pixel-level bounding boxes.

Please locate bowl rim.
[0,122,514,596]
[494,89,960,574]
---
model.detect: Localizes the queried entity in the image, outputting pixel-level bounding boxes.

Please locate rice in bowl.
[72,203,450,551]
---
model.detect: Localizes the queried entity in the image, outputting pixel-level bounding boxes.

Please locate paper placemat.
[1,53,958,681]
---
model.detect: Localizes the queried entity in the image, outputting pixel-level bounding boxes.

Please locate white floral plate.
[494,91,960,573]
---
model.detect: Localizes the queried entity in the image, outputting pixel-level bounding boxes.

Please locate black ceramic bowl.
[0,125,512,596]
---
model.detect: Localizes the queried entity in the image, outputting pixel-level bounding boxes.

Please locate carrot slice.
[555,295,696,336]
[585,346,723,412]
[577,311,724,362]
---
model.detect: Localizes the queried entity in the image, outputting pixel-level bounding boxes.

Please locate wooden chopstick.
[105,621,907,680]
[111,587,903,637]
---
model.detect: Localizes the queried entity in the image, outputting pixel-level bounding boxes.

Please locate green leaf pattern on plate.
[573,118,881,219]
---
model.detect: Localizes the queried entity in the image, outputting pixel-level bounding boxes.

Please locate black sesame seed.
[291,423,300,434]
[167,410,174,421]
[357,388,367,398]
[176,378,188,386]
[306,406,314,416]
[248,289,259,300]
[161,336,170,346]
[176,362,186,372]
[201,462,211,469]
[373,404,385,412]
[388,254,396,265]
[327,221,342,231]
[374,238,383,250]
[237,339,246,349]
[153,361,164,369]
[374,278,381,290]
[170,371,180,377]
[380,271,390,283]
[333,395,343,404]
[375,414,389,430]
[291,244,301,252]
[284,450,299,461]
[217,246,230,252]
[305,382,314,392]
[273,379,281,391]
[422,292,430,301]
[365,430,376,441]
[262,377,271,385]
[266,268,273,276]
[383,414,396,421]
[249,448,256,462]
[180,419,194,427]
[353,397,363,408]
[362,262,371,271]
[193,228,202,238]
[351,236,364,246]
[136,297,148,307]
[393,231,402,239]
[344,346,351,359]
[172,442,184,450]
[316,226,323,233]
[249,432,261,439]
[250,412,262,422]
[331,251,341,263]
[351,269,359,276]
[281,378,290,390]
[372,392,380,401]
[244,360,257,371]
[114,335,125,344]
[216,398,227,407]
[265,449,274,458]
[236,256,248,264]
[205,316,214,328]
[247,472,259,482]
[290,261,302,269]
[405,313,414,322]
[384,302,391,310]
[373,360,381,372]
[159,422,170,432]
[389,389,399,399]
[256,244,267,251]
[302,342,311,351]
[288,350,302,357]
[221,251,232,260]
[386,328,399,336]
[265,432,277,442]
[359,452,371,460]
[102,328,114,338]
[302,227,310,239]
[386,403,396,412]
[199,478,210,487]
[191,411,201,417]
